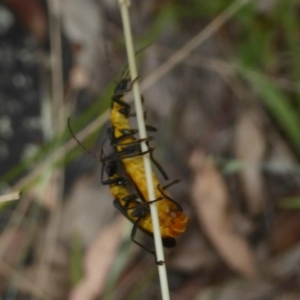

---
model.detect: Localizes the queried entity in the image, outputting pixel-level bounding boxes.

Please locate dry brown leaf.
[189,150,258,277]
[68,216,126,300]
[268,129,297,169]
[235,110,266,215]
[235,109,266,216]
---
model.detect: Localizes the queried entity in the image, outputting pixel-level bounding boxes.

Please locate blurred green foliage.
[234,1,300,156]
[278,197,300,209]
[2,0,300,292]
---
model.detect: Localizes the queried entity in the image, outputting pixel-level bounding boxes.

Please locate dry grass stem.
[0,192,20,203]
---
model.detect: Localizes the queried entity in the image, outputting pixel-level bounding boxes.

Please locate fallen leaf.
[189,150,258,277]
[235,109,266,216]
[68,216,126,300]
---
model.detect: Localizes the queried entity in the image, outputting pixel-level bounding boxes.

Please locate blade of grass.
[242,69,300,156]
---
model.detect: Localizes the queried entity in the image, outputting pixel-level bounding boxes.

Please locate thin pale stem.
[0,192,20,203]
[118,1,170,299]
[141,0,251,92]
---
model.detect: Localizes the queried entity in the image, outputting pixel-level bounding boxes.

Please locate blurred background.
[1,0,300,299]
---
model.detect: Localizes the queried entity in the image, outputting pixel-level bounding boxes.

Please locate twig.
[0,191,20,203]
[154,44,300,94]
[140,0,251,92]
[118,1,170,299]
